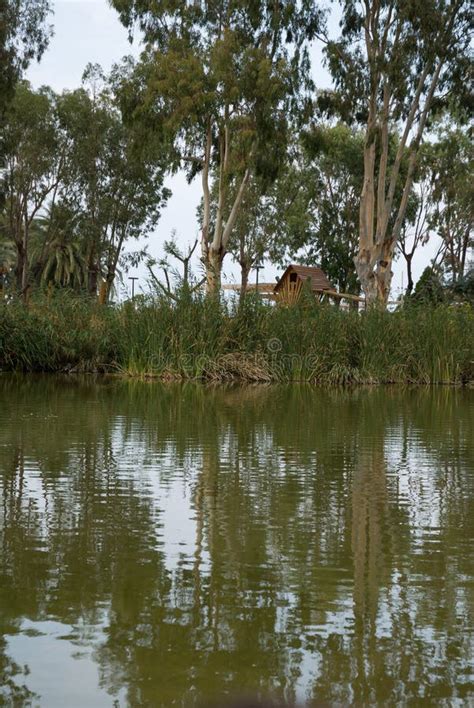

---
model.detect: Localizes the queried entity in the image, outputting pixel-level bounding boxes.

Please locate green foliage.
[38,236,86,289]
[211,173,271,289]
[1,295,472,385]
[324,0,472,126]
[0,0,52,119]
[450,267,474,305]
[56,65,170,296]
[0,293,119,371]
[29,205,87,288]
[320,0,472,304]
[110,0,324,281]
[0,231,15,284]
[412,266,445,305]
[426,125,473,282]
[0,71,169,297]
[1,81,63,290]
[2,2,472,308]
[267,124,365,293]
[145,236,206,306]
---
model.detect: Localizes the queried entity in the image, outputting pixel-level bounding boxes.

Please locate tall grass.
[0,293,119,372]
[1,292,472,384]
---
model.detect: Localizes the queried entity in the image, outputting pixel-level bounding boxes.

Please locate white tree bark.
[353,0,457,306]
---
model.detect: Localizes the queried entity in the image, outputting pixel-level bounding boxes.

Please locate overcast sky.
[26,0,438,298]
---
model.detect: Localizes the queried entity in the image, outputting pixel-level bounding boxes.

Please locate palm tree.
[30,204,87,289]
[39,236,87,288]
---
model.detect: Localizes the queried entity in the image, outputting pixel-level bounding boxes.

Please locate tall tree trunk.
[355,95,378,306]
[355,241,395,306]
[13,222,29,298]
[354,253,379,306]
[200,116,252,295]
[200,123,214,293]
[239,260,250,306]
[459,226,470,280]
[203,163,251,296]
[354,0,449,308]
[101,272,116,304]
[21,214,29,299]
[87,245,98,296]
[405,254,414,296]
[206,245,224,294]
[98,280,107,305]
[99,233,125,304]
[88,266,98,296]
[374,240,395,304]
[15,246,25,292]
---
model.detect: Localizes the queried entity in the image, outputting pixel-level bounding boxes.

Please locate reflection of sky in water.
[4,426,471,701]
[1,384,472,705]
[7,617,127,708]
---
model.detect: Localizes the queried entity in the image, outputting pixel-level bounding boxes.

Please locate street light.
[254,261,263,293]
[128,276,138,300]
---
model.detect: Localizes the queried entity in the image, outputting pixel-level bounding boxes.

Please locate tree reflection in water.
[0,377,472,705]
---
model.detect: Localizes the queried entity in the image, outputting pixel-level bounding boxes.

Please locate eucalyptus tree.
[0,0,52,117]
[196,123,366,298]
[57,65,170,301]
[203,172,273,299]
[325,0,472,305]
[1,70,169,300]
[2,81,65,294]
[428,126,473,284]
[111,0,323,293]
[398,123,473,294]
[302,125,365,295]
[0,0,52,225]
[228,180,273,301]
[397,163,432,297]
[262,125,365,295]
[275,123,363,294]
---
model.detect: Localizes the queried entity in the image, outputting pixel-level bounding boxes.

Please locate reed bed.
[0,292,472,385]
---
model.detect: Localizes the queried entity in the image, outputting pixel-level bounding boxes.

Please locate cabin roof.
[274,264,333,293]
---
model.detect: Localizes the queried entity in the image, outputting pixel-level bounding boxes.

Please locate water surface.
[0,376,473,706]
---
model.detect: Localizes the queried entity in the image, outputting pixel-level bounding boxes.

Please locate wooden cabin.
[223,264,366,308]
[274,264,333,305]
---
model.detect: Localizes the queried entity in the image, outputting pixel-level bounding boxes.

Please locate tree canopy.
[0,0,52,116]
[323,0,472,305]
[0,71,169,299]
[111,0,324,291]
[1,0,472,307]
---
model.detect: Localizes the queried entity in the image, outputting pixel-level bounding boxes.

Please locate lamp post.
[254,261,263,294]
[128,276,138,300]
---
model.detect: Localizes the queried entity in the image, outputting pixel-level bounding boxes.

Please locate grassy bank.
[1,293,473,384]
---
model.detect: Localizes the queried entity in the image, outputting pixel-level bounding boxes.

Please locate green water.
[0,376,472,707]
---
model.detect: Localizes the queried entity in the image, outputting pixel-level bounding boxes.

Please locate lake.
[0,376,472,706]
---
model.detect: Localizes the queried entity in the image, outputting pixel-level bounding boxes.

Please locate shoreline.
[1,368,472,387]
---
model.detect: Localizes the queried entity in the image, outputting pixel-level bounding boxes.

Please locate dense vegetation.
[1,294,472,384]
[1,0,472,308]
[0,0,472,385]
